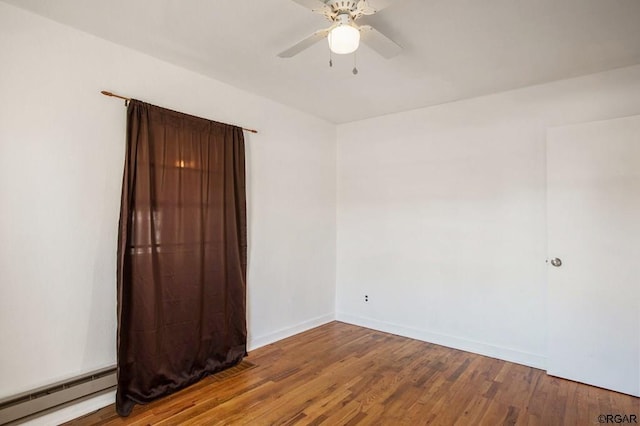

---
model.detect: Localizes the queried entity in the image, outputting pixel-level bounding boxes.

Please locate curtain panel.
[116,100,247,416]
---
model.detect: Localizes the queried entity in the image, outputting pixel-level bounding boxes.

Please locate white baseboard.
[22,390,116,426]
[21,313,543,424]
[336,312,546,370]
[18,315,335,425]
[248,313,335,351]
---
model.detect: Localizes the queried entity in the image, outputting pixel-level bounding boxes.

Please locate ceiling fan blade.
[290,0,332,15]
[359,25,402,59]
[277,29,331,58]
[356,0,378,15]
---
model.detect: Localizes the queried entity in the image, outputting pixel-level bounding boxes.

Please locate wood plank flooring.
[66,322,639,425]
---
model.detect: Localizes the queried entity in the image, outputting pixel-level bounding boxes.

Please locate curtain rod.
[100,91,258,134]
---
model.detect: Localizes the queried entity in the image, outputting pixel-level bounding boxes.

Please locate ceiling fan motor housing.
[327,0,360,14]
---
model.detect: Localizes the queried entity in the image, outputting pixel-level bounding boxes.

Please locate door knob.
[550,258,562,267]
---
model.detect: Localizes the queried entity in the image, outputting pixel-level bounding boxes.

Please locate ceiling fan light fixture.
[328,23,360,55]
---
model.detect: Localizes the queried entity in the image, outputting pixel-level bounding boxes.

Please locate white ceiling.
[4,0,640,123]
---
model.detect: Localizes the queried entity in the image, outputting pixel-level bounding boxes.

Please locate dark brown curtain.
[115,100,247,416]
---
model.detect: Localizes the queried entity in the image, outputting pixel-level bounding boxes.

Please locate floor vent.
[0,366,116,425]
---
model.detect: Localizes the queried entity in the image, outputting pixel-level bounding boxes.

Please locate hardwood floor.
[66,322,638,425]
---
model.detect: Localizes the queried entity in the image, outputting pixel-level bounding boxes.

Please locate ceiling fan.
[278,0,402,60]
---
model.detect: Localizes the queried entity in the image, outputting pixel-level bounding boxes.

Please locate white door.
[547,115,640,397]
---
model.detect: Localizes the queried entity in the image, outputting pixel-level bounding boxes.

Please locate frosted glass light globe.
[328,24,360,54]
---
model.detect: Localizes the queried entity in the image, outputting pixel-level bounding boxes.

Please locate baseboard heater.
[0,366,116,425]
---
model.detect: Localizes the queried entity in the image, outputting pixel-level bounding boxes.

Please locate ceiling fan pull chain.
[352,50,359,75]
[329,49,333,68]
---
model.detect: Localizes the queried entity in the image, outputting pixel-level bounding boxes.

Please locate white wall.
[0,0,336,406]
[336,64,640,368]
[3,0,640,422]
